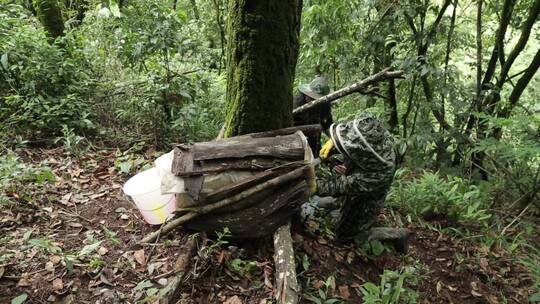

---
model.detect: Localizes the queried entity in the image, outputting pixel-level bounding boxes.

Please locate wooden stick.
[161,235,199,304]
[274,222,299,304]
[137,166,309,245]
[293,68,404,114]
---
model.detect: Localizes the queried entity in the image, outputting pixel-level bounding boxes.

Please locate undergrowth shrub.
[78,2,225,147]
[473,114,540,211]
[389,169,492,225]
[0,3,93,141]
[0,151,55,205]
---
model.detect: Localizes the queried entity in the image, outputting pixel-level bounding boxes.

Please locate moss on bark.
[224,0,301,137]
[33,0,65,40]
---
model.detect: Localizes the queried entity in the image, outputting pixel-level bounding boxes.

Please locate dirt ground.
[0,148,535,303]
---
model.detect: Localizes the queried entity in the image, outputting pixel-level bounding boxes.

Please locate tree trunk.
[33,0,64,40]
[223,0,301,137]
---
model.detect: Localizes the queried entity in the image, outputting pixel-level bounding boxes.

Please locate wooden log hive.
[170,126,318,238]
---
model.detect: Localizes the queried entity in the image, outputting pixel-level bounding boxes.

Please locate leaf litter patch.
[0,148,536,303]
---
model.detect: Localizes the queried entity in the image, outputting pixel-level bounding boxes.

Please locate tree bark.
[223,0,301,137]
[33,0,64,40]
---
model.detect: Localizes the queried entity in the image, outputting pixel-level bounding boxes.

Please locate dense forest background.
[1,0,539,303]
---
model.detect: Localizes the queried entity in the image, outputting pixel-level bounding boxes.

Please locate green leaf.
[78,241,102,257]
[302,254,310,271]
[1,53,8,70]
[11,293,28,304]
[530,292,540,302]
[370,240,385,256]
[64,256,74,274]
[146,288,158,296]
[118,161,133,174]
[23,229,33,240]
[134,280,153,291]
[318,289,326,299]
[109,1,121,17]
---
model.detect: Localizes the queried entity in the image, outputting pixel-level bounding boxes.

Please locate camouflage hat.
[299,76,330,99]
[329,116,395,171]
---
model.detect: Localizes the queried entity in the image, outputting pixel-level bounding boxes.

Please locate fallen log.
[293,67,404,114]
[137,165,309,245]
[161,234,199,304]
[274,222,299,304]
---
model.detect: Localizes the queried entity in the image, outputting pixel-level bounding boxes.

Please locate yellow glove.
[319,139,334,160]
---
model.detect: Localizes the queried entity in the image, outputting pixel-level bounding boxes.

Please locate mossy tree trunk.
[33,0,65,41]
[224,0,302,137]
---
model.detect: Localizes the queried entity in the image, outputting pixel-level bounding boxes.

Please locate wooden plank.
[171,145,193,176]
[236,124,322,139]
[175,157,298,177]
[171,145,203,200]
[192,133,304,161]
[202,170,278,204]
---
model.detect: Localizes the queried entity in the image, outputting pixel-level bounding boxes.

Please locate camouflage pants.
[335,193,385,240]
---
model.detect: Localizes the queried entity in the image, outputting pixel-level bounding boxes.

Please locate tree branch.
[293,68,404,114]
[500,48,540,119]
[482,0,515,86]
[496,0,540,88]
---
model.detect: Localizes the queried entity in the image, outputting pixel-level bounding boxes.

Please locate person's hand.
[333,164,346,175]
[319,139,334,160]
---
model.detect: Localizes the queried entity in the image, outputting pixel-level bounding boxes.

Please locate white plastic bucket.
[123,167,176,225]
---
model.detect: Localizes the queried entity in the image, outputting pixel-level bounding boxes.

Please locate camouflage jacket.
[317,116,396,198]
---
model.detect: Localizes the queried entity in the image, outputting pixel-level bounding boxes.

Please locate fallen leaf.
[52,278,63,291]
[338,285,350,299]
[436,281,443,294]
[90,191,108,199]
[98,247,109,256]
[157,278,168,286]
[471,289,483,297]
[346,251,355,264]
[17,276,31,287]
[223,295,243,304]
[115,207,127,213]
[45,261,55,273]
[61,193,73,205]
[50,255,62,265]
[486,293,500,304]
[479,258,489,270]
[134,249,145,265]
[470,281,483,297]
[67,222,83,228]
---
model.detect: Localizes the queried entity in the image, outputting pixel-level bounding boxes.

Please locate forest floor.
[0,148,537,303]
